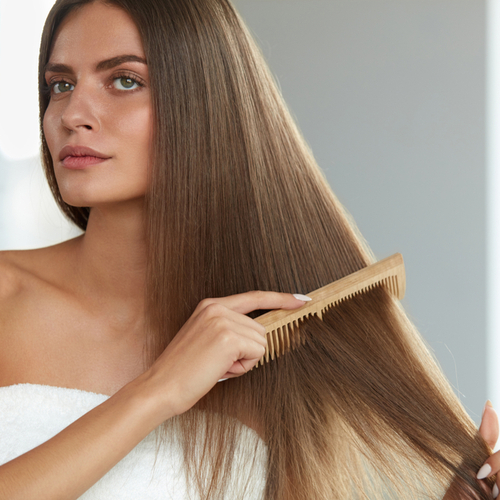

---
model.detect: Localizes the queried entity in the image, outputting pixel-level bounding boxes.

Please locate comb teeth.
[253,253,405,367]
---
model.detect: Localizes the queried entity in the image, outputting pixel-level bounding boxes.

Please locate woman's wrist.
[124,369,178,431]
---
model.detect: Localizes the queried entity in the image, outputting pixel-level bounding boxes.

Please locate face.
[43,2,152,209]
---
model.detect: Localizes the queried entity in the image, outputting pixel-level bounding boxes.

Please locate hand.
[142,291,308,419]
[478,401,500,498]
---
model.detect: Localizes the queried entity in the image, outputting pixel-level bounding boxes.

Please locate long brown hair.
[39,1,492,498]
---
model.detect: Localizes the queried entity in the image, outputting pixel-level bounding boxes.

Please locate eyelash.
[110,72,146,91]
[44,72,146,97]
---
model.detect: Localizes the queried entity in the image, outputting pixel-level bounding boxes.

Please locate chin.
[60,191,146,210]
[57,176,147,209]
[60,191,109,208]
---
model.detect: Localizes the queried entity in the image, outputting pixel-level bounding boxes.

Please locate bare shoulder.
[0,250,30,302]
[0,248,50,331]
[0,247,54,297]
[0,239,80,316]
[0,241,82,385]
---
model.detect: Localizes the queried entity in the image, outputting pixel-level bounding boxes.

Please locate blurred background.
[0,0,495,425]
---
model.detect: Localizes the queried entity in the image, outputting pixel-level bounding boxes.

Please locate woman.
[0,0,498,498]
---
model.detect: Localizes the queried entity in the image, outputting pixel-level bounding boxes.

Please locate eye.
[52,81,75,94]
[112,76,141,91]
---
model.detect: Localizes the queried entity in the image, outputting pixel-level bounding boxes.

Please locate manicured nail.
[493,483,499,499]
[483,400,494,418]
[293,294,312,302]
[477,463,492,479]
[218,378,228,382]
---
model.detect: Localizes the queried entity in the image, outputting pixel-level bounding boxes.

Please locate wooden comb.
[253,253,406,366]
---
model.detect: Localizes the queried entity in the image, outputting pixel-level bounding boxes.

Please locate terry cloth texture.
[0,383,266,499]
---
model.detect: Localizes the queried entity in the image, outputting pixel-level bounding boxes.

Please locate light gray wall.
[234,0,487,423]
[0,153,82,250]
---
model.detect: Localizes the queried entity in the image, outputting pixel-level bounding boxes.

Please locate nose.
[60,83,101,134]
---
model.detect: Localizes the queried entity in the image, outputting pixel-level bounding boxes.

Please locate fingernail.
[477,463,492,479]
[493,483,499,499]
[293,294,312,302]
[218,378,228,382]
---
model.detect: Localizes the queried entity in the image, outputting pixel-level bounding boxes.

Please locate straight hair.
[39,0,492,498]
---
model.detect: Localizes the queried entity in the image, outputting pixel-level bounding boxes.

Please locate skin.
[0,2,497,497]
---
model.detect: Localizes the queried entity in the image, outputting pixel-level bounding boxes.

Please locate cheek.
[42,108,56,152]
[114,104,152,160]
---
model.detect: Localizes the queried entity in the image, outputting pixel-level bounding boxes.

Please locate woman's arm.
[0,291,305,500]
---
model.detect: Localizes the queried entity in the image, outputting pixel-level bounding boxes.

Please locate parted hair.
[39,0,492,498]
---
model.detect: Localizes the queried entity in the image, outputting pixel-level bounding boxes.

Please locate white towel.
[0,384,266,499]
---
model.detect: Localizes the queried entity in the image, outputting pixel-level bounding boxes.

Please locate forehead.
[49,2,145,63]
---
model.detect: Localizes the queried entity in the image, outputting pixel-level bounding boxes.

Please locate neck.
[73,200,147,307]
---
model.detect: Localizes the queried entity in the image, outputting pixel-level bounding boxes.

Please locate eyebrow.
[44,54,147,74]
[96,55,147,71]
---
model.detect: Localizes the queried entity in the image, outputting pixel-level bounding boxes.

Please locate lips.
[59,145,110,161]
[59,145,111,169]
